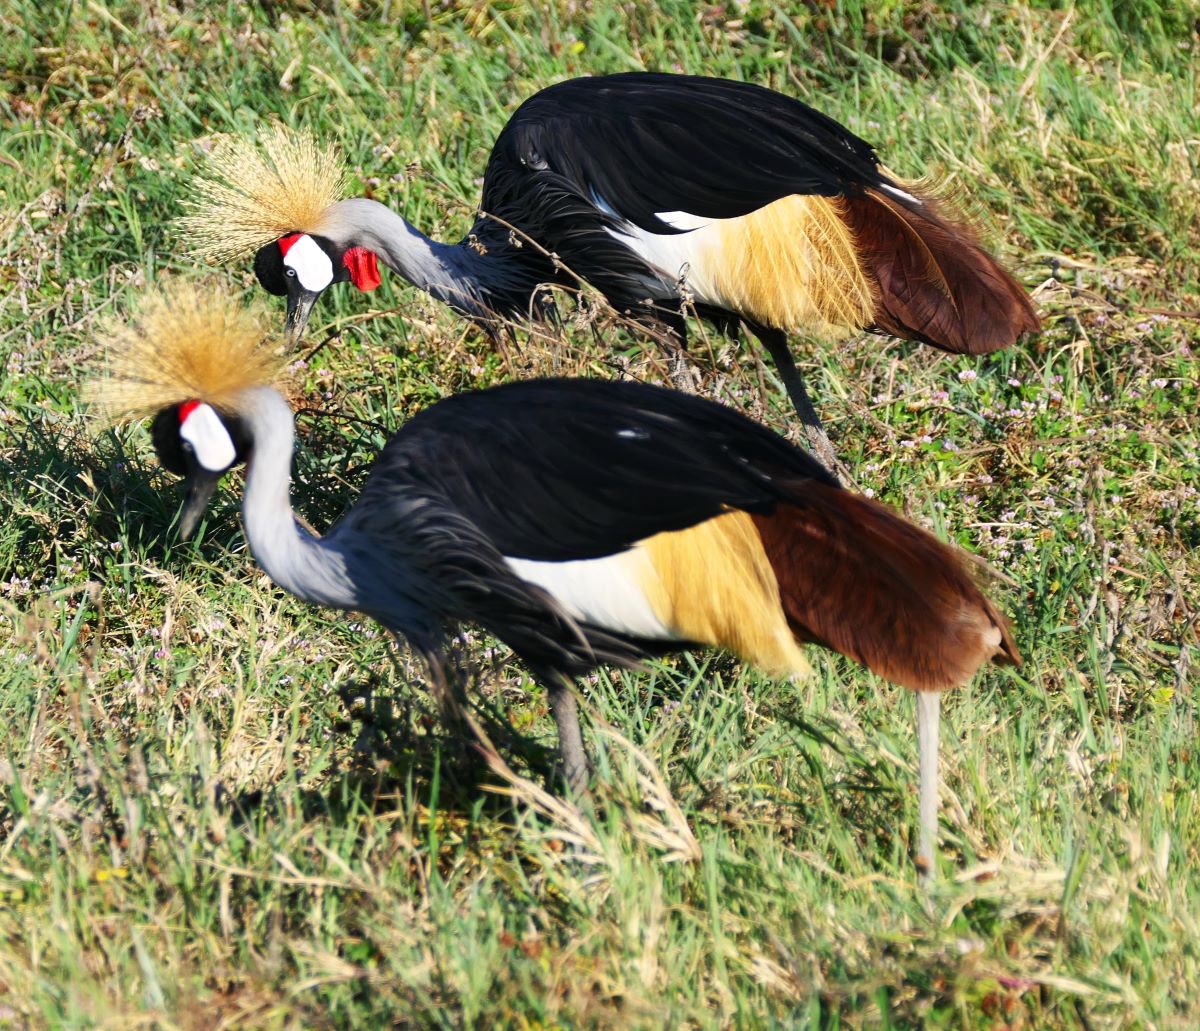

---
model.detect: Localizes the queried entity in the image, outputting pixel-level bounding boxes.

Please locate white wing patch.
[283,234,334,292]
[654,209,713,231]
[604,209,724,302]
[878,182,921,205]
[506,547,676,641]
[180,402,236,472]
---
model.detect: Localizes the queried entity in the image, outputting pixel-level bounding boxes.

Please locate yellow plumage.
[86,281,287,425]
[641,512,810,679]
[177,124,346,264]
[704,195,876,334]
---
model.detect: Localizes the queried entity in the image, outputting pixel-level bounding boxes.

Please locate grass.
[1,0,1199,1025]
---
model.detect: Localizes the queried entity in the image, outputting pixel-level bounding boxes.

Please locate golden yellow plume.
[87,281,288,425]
[705,195,876,335]
[177,124,347,263]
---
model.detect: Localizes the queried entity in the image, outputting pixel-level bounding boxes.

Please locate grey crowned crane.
[91,284,1020,877]
[180,72,1040,471]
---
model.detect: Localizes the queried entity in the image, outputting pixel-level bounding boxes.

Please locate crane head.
[87,280,288,539]
[151,401,251,538]
[253,232,381,345]
[177,124,366,344]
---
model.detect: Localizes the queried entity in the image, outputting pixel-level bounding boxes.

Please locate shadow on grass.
[1,402,210,573]
[219,669,562,832]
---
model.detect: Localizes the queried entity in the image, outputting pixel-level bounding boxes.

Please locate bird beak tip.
[178,467,223,542]
[285,288,320,346]
[178,510,201,541]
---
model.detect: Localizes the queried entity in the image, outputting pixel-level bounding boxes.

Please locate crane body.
[93,285,1020,877]
[181,73,1039,469]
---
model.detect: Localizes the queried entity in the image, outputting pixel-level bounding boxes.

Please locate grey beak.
[178,466,225,540]
[285,283,321,346]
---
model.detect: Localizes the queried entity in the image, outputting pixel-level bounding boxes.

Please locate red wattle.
[344,246,382,291]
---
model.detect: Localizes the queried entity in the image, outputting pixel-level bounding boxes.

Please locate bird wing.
[482,72,892,237]
[338,489,661,676]
[479,73,1037,351]
[363,377,835,562]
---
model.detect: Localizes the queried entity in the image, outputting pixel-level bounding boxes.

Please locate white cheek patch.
[283,234,334,292]
[181,403,237,472]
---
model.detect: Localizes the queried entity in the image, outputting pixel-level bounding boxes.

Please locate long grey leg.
[546,677,590,795]
[753,327,845,480]
[916,689,941,884]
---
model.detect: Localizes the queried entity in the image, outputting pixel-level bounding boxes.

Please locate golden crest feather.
[87,281,288,425]
[177,124,347,263]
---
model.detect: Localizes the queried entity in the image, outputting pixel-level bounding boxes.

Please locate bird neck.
[237,386,360,612]
[325,197,500,318]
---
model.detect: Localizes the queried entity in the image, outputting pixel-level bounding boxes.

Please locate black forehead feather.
[253,242,288,296]
[151,405,189,474]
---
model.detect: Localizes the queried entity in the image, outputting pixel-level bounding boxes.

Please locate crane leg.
[752,327,847,482]
[546,677,590,795]
[916,689,941,883]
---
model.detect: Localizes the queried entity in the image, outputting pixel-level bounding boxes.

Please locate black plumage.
[363,376,837,562]
[487,73,885,230]
[474,72,893,317]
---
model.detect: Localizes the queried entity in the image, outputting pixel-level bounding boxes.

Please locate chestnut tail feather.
[752,484,1020,692]
[843,188,1040,355]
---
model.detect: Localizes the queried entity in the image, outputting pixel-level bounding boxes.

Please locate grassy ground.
[2,0,1199,1026]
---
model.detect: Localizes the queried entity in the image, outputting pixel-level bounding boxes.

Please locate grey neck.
[237,386,361,612]
[325,197,493,317]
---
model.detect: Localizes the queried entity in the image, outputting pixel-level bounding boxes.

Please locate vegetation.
[1,1,1198,1025]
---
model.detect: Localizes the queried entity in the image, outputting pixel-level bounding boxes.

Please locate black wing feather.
[483,72,891,235]
[473,72,898,314]
[345,488,655,676]
[363,377,836,562]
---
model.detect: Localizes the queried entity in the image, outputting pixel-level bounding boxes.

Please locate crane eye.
[286,268,297,278]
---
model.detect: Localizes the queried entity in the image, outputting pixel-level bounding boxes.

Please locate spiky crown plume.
[87,281,288,425]
[177,124,347,264]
